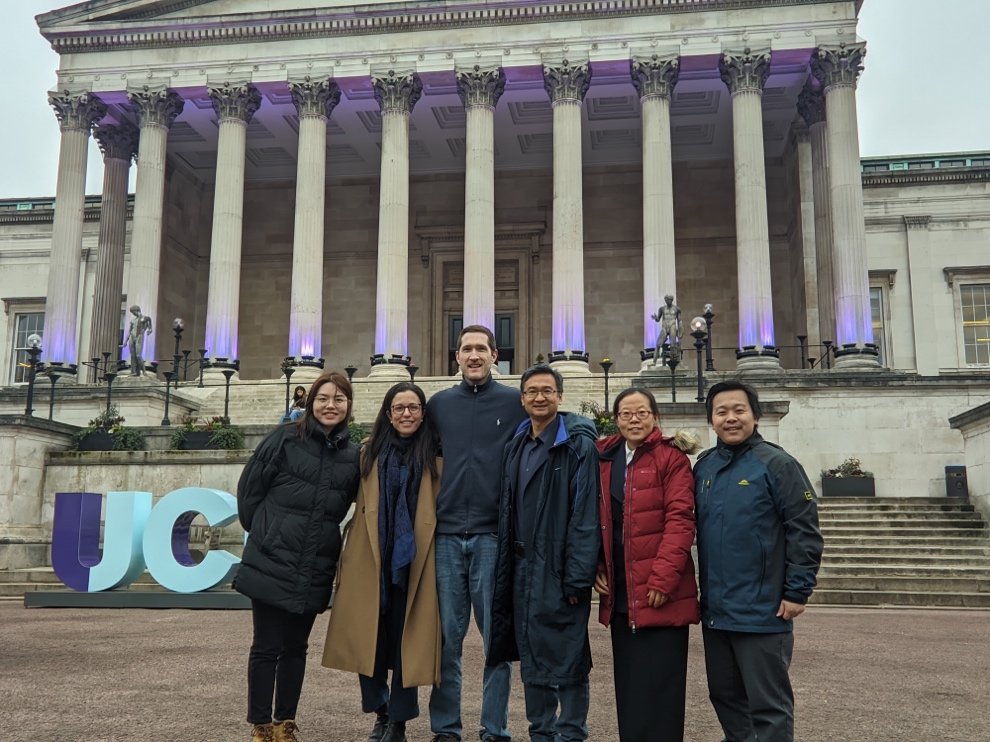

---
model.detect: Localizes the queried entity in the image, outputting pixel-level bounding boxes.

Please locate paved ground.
[1,602,987,742]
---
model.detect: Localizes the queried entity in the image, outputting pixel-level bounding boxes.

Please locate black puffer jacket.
[234,418,360,614]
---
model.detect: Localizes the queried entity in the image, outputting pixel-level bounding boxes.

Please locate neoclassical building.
[2,0,933,381]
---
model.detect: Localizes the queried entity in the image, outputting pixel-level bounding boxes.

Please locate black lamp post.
[822,340,833,370]
[23,334,43,417]
[171,318,184,389]
[197,348,208,388]
[408,364,419,382]
[217,360,239,421]
[666,346,680,403]
[282,358,297,423]
[796,335,807,369]
[600,358,613,410]
[103,366,119,414]
[690,316,707,403]
[345,365,358,382]
[703,304,715,371]
[161,370,177,426]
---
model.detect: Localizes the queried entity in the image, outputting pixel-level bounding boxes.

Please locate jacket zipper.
[625,447,637,633]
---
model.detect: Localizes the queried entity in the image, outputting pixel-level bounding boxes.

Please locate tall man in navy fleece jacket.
[426,325,528,742]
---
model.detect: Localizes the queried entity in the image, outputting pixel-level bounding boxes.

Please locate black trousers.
[702,627,795,742]
[609,616,689,742]
[247,599,318,725]
[359,584,419,723]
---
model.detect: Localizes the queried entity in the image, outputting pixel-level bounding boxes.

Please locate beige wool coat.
[321,458,442,687]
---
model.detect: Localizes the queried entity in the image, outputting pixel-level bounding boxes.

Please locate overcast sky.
[1,0,987,199]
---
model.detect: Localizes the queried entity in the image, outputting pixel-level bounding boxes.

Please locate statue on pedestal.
[127,305,153,375]
[651,294,682,364]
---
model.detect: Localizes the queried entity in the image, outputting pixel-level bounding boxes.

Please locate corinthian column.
[631,53,679,365]
[544,59,591,375]
[204,82,261,366]
[369,71,422,378]
[89,122,139,381]
[719,49,780,370]
[288,76,340,373]
[798,82,835,349]
[812,43,879,368]
[45,91,106,366]
[457,65,505,331]
[125,87,184,367]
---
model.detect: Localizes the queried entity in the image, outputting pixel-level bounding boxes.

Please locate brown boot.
[273,719,300,742]
[251,723,275,742]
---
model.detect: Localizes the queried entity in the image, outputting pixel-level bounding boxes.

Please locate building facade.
[4,0,941,381]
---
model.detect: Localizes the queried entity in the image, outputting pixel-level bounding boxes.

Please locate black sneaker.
[367,713,389,742]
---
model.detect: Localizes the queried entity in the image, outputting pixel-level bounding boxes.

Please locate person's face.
[387,390,424,438]
[312,382,349,430]
[456,331,497,383]
[615,392,658,448]
[710,389,757,445]
[293,387,305,400]
[521,373,561,427]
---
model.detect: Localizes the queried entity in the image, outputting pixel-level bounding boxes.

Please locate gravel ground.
[1,603,987,741]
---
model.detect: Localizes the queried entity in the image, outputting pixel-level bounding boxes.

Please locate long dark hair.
[360,382,439,479]
[295,371,353,436]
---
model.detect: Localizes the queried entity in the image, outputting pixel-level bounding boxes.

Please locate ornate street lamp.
[599,358,613,411]
[23,334,43,417]
[690,317,708,403]
[171,318,184,389]
[281,357,297,423]
[703,304,715,371]
[344,365,358,382]
[161,370,177,426]
[796,335,808,369]
[665,346,680,403]
[408,364,419,382]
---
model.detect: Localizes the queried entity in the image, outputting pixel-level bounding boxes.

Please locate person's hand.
[567,596,578,605]
[594,571,609,596]
[777,600,805,620]
[647,589,668,608]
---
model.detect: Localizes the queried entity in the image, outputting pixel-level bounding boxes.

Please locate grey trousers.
[702,627,795,742]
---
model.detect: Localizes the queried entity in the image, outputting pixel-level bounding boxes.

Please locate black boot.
[367,712,389,742]
[379,721,407,742]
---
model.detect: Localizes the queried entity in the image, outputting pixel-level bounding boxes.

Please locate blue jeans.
[429,533,512,740]
[523,681,590,742]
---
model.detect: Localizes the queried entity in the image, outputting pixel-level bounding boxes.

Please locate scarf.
[377,436,423,611]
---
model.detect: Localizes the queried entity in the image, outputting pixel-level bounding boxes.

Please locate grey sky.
[1,0,986,199]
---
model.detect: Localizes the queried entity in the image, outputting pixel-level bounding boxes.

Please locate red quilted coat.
[596,427,700,629]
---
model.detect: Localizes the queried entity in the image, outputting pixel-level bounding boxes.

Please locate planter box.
[821,477,875,497]
[178,431,222,450]
[76,431,114,451]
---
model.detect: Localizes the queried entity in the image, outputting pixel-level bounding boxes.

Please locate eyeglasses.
[522,388,560,400]
[315,395,349,408]
[390,403,423,416]
[616,409,653,422]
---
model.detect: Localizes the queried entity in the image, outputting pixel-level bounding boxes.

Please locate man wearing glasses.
[426,325,527,742]
[487,364,600,742]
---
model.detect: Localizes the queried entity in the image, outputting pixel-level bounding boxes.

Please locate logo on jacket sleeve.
[737,479,750,486]
[804,490,814,501]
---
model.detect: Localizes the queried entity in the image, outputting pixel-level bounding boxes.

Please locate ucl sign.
[52,488,241,593]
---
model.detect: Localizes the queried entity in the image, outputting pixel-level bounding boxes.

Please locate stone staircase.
[813,497,990,607]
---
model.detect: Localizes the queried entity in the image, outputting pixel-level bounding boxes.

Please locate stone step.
[823,543,990,557]
[822,526,987,538]
[823,554,990,567]
[815,575,990,593]
[0,567,160,585]
[818,497,971,506]
[823,535,989,547]
[810,589,990,608]
[820,517,986,529]
[820,510,982,522]
[819,504,976,515]
[818,564,990,578]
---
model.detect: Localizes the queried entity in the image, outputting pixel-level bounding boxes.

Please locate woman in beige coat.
[323,382,441,742]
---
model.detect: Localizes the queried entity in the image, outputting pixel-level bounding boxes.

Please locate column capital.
[811,43,866,91]
[543,59,591,104]
[719,48,771,95]
[127,86,184,129]
[372,70,422,114]
[208,82,262,124]
[797,81,826,127]
[48,91,107,133]
[630,54,680,100]
[455,65,506,110]
[289,76,341,119]
[94,121,139,162]
[903,215,931,230]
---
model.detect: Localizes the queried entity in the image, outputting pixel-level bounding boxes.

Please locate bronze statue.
[126,305,153,375]
[651,294,681,364]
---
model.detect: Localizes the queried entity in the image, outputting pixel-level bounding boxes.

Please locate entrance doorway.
[448,314,516,375]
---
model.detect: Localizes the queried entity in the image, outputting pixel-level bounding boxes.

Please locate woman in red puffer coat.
[595,387,700,742]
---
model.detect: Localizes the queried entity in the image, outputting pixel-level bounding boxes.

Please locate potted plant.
[821,457,876,497]
[169,416,245,450]
[579,400,618,438]
[74,406,146,451]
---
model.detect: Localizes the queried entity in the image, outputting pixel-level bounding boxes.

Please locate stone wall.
[949,401,990,522]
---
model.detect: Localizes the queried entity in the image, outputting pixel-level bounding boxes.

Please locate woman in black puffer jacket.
[234,370,360,742]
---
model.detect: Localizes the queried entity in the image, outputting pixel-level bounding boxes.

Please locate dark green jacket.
[694,432,823,633]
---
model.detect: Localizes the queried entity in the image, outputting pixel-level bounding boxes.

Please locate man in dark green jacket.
[487,364,600,742]
[694,380,823,742]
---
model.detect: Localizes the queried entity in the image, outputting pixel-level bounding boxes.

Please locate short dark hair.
[520,363,563,393]
[457,325,496,352]
[705,380,762,422]
[612,387,660,420]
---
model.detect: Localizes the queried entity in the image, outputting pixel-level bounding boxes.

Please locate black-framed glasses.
[616,409,652,422]
[390,403,423,416]
[522,388,560,400]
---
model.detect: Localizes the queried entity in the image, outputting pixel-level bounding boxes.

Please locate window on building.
[11,312,44,383]
[961,283,990,366]
[869,287,887,366]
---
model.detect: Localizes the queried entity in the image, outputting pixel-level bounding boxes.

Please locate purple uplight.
[43,325,76,366]
[205,314,237,360]
[288,327,320,359]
